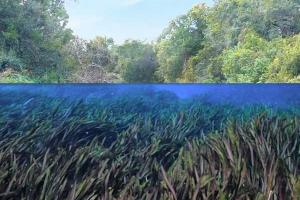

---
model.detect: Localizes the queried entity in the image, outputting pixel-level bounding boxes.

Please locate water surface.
[1,84,299,108]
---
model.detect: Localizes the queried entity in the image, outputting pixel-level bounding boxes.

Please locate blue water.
[1,84,299,108]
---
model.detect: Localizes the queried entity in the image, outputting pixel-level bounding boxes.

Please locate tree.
[0,0,73,81]
[221,30,300,83]
[186,0,300,83]
[117,40,158,83]
[87,36,115,70]
[63,36,118,83]
[266,34,300,82]
[205,0,300,45]
[156,4,208,82]
[1,0,300,83]
[221,30,271,82]
[257,0,300,39]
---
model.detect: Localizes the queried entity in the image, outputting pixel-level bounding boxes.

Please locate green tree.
[190,0,300,82]
[0,0,73,81]
[222,30,272,82]
[87,36,115,70]
[266,34,300,82]
[117,40,158,83]
[156,4,207,82]
[221,30,300,83]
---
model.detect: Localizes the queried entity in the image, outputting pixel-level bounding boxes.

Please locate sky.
[65,0,214,44]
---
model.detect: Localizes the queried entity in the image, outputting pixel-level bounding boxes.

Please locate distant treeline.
[1,0,300,83]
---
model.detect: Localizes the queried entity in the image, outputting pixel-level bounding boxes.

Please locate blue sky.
[65,0,214,44]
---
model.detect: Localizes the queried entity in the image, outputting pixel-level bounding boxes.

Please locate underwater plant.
[0,90,299,199]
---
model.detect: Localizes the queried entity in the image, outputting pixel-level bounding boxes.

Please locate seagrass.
[0,91,299,200]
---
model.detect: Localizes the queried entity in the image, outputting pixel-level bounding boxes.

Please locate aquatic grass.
[0,91,299,199]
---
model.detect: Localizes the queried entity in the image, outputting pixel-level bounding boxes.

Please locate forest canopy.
[0,0,300,83]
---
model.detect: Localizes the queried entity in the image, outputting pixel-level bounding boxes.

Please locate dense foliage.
[0,90,299,199]
[0,0,300,82]
[161,0,300,83]
[116,40,158,83]
[0,0,73,82]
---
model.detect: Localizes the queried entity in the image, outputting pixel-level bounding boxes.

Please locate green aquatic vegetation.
[0,92,299,199]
